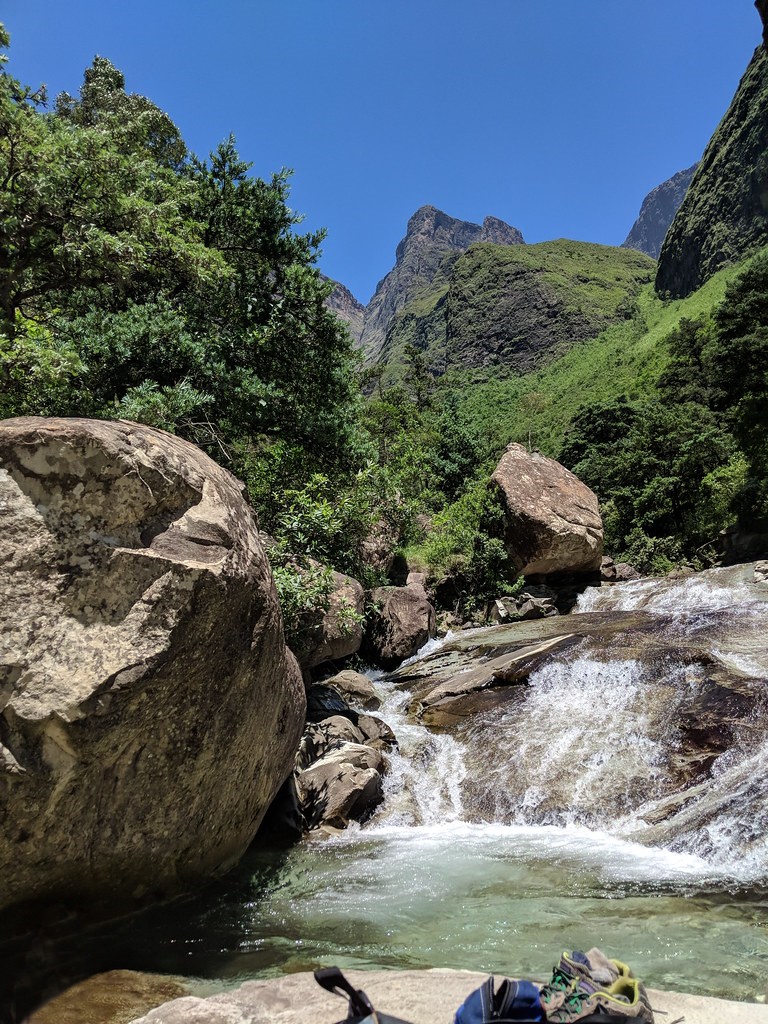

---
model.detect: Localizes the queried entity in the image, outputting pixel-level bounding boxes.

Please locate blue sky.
[3,1,761,303]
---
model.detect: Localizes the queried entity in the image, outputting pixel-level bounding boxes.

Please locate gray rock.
[622,164,698,259]
[406,571,427,589]
[490,443,603,576]
[356,714,398,751]
[128,969,768,1024]
[0,417,304,911]
[322,277,365,347]
[299,570,365,669]
[295,755,384,829]
[755,560,768,583]
[365,584,437,669]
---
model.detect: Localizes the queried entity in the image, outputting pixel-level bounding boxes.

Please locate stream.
[5,565,768,1013]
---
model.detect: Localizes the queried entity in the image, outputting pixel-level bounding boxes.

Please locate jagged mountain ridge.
[347,205,524,366]
[622,164,698,259]
[322,277,365,346]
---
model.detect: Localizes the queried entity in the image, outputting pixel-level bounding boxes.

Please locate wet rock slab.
[128,969,768,1023]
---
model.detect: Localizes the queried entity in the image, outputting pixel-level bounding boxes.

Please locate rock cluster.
[294,680,396,831]
[0,417,305,911]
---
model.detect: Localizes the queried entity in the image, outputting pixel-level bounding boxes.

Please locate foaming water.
[576,565,767,615]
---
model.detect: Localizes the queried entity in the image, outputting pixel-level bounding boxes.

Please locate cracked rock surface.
[0,417,304,911]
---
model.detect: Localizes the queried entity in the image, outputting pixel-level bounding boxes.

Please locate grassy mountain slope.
[380,240,655,383]
[439,258,743,465]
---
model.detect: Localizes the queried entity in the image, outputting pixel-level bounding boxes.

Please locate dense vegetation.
[1,27,766,627]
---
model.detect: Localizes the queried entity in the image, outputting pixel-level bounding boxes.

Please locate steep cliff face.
[622,164,698,259]
[324,278,365,346]
[656,29,768,297]
[359,206,524,365]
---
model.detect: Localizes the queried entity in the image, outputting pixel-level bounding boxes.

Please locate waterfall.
[358,565,768,884]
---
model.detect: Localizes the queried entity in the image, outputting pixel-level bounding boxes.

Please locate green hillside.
[445,258,742,463]
[379,240,655,384]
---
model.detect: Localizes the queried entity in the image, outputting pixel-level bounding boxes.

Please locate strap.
[314,967,376,1020]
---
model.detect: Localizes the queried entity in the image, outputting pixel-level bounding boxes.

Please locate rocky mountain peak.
[757,0,768,46]
[361,206,524,364]
[323,276,365,346]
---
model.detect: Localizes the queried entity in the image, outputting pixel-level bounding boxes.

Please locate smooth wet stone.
[128,969,768,1024]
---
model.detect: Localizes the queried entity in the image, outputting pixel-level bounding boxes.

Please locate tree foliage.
[0,32,362,534]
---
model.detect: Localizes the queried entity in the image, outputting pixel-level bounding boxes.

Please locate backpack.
[454,976,544,1024]
[314,967,416,1024]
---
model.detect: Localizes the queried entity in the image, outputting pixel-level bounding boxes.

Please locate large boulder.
[365,584,436,669]
[490,443,603,576]
[295,569,365,670]
[0,417,305,911]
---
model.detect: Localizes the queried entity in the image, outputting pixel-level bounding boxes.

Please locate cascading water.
[293,564,768,999]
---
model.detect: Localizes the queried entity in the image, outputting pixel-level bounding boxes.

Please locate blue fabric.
[454,978,543,1024]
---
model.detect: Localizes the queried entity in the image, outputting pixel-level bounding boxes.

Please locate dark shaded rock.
[365,585,437,669]
[757,0,768,46]
[622,165,698,259]
[0,417,304,912]
[305,685,359,725]
[720,519,768,564]
[490,443,604,576]
[656,38,768,297]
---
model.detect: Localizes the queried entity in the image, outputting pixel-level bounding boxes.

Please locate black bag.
[314,967,416,1024]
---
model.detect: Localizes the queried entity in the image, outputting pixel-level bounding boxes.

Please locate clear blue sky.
[3,1,761,303]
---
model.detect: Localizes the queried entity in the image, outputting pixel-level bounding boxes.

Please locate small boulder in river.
[0,417,305,911]
[490,443,603,576]
[323,669,382,709]
[365,583,437,669]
